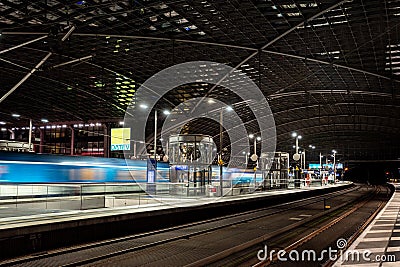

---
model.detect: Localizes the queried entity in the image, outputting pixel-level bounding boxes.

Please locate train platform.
[333,183,400,266]
[0,182,352,258]
[0,182,350,229]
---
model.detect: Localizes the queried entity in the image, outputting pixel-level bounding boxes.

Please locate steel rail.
[253,186,387,267]
[321,186,391,267]
[187,186,380,267]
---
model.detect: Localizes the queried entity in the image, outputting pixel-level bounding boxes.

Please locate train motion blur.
[0,152,169,183]
[0,152,257,185]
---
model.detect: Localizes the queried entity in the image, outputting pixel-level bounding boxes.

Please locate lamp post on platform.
[218,106,233,197]
[291,132,302,162]
[292,132,302,188]
[139,104,170,160]
[249,134,261,187]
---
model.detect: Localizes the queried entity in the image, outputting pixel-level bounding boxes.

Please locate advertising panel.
[111,128,131,151]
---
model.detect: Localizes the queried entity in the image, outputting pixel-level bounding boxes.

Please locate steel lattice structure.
[1,0,400,161]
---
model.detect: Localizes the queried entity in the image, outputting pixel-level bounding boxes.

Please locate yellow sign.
[111,128,131,151]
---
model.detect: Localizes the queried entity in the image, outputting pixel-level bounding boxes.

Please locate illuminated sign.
[111,128,131,151]
[309,163,320,169]
[308,163,343,169]
[175,165,188,171]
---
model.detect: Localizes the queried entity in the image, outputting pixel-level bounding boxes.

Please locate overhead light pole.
[28,119,33,152]
[218,106,233,197]
[292,132,302,188]
[248,134,261,161]
[139,104,170,161]
[291,132,302,161]
[249,134,261,188]
[219,108,223,197]
[154,110,157,161]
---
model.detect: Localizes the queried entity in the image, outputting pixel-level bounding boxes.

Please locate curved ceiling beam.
[277,136,400,154]
[269,89,395,100]
[273,102,400,116]
[0,58,30,70]
[0,35,47,54]
[1,32,258,52]
[0,0,351,55]
[188,0,361,105]
[277,133,397,146]
[276,123,399,141]
[4,51,396,129]
[178,112,400,149]
[196,106,400,141]
[0,26,77,104]
[263,50,399,84]
[276,114,400,130]
[13,45,180,115]
[261,0,351,49]
[0,66,121,120]
[2,30,397,85]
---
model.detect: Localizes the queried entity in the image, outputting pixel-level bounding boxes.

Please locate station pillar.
[8,129,15,140]
[39,128,44,153]
[103,123,110,158]
[69,126,75,155]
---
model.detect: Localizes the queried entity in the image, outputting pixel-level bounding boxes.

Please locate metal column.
[69,126,75,155]
[39,128,44,153]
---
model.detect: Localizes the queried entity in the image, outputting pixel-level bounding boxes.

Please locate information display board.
[308,163,343,169]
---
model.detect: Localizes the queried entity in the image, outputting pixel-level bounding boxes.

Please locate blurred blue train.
[0,152,170,183]
[0,152,260,185]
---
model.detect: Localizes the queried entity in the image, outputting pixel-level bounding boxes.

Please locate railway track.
[204,185,391,267]
[0,185,388,267]
[321,198,387,267]
[249,186,390,267]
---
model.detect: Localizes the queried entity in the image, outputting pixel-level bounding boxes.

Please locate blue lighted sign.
[308,163,343,169]
[111,144,130,151]
[175,165,188,171]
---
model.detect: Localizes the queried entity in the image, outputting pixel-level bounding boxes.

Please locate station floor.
[333,183,400,266]
[0,183,349,232]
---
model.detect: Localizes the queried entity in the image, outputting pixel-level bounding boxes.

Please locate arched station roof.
[0,0,399,161]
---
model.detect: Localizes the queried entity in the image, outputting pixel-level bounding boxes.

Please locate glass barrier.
[0,179,340,211]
